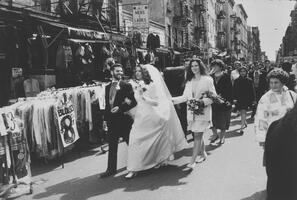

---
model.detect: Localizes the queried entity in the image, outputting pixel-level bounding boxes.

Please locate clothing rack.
[0,108,33,199]
[10,83,107,169]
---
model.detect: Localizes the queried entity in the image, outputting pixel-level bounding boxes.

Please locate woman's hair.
[141,66,153,85]
[267,68,289,84]
[185,58,207,81]
[210,59,225,70]
[132,65,142,80]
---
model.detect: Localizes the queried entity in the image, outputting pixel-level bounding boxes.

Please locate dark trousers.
[106,115,132,172]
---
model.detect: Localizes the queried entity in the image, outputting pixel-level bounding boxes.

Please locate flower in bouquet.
[137,81,147,93]
[187,99,205,115]
[201,91,225,105]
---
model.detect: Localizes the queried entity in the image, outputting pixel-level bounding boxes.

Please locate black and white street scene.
[0,0,297,199]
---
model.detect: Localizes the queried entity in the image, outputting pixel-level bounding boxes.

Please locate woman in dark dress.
[265,103,297,200]
[233,66,256,134]
[210,59,233,145]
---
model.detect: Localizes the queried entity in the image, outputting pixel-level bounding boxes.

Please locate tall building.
[215,0,227,52]
[192,0,219,58]
[172,0,194,50]
[120,0,169,47]
[281,2,297,58]
[206,0,218,53]
[222,0,235,53]
[247,26,253,63]
[234,4,248,60]
[277,2,297,63]
[252,26,261,62]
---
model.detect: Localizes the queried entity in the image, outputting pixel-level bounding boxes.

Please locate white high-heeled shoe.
[186,162,196,169]
[125,172,137,179]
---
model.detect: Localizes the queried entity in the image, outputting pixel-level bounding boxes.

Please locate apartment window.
[168,25,171,47]
[185,32,189,47]
[181,30,184,46]
[175,28,178,43]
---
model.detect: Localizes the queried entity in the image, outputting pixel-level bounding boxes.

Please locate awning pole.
[95,15,107,34]
[47,29,65,48]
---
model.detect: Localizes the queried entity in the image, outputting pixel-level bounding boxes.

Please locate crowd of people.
[98,56,297,199]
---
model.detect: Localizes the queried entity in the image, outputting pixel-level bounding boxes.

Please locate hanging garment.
[55,92,80,148]
[56,44,73,70]
[23,78,40,97]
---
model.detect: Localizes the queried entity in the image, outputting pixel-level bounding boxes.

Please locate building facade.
[252,26,261,62]
[120,0,167,47]
[222,0,235,52]
[234,4,248,60]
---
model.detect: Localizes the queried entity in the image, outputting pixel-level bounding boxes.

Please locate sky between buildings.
[236,0,295,61]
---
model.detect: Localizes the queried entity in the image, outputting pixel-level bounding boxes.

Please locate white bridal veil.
[143,64,187,151]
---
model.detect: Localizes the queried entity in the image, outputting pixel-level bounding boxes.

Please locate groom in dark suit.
[100,63,137,178]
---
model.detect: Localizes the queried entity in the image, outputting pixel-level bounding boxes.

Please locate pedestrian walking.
[209,59,233,145]
[99,63,137,178]
[264,60,273,74]
[282,62,296,91]
[173,58,216,170]
[255,69,297,166]
[233,66,256,134]
[248,62,268,118]
[231,61,241,85]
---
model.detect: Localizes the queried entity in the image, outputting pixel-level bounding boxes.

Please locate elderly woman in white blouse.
[255,69,297,165]
[172,58,216,170]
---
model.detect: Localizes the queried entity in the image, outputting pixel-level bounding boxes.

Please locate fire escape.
[173,0,192,49]
[230,13,242,58]
[194,0,206,50]
[216,0,226,51]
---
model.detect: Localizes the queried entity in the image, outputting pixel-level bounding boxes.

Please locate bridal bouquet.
[187,99,205,115]
[188,91,224,116]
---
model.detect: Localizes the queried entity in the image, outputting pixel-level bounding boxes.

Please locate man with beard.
[100,63,137,178]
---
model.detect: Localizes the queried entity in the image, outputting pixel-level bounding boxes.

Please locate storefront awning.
[137,47,180,55]
[67,27,109,41]
[68,38,110,43]
[37,20,111,41]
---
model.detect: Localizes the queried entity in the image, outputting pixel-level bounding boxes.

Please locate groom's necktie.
[109,81,118,108]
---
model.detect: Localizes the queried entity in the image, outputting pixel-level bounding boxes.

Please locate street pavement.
[18,113,267,200]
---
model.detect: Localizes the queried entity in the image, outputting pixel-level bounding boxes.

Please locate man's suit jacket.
[104,80,137,134]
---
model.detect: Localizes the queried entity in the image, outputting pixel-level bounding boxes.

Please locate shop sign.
[133,4,149,29]
[111,34,127,42]
[0,110,21,137]
[55,93,79,147]
[68,27,110,41]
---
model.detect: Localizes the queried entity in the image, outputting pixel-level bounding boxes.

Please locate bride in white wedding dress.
[125,64,187,179]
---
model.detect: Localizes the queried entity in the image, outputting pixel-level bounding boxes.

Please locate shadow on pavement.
[225,128,242,139]
[31,165,190,200]
[241,190,267,200]
[174,148,192,159]
[31,148,100,177]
